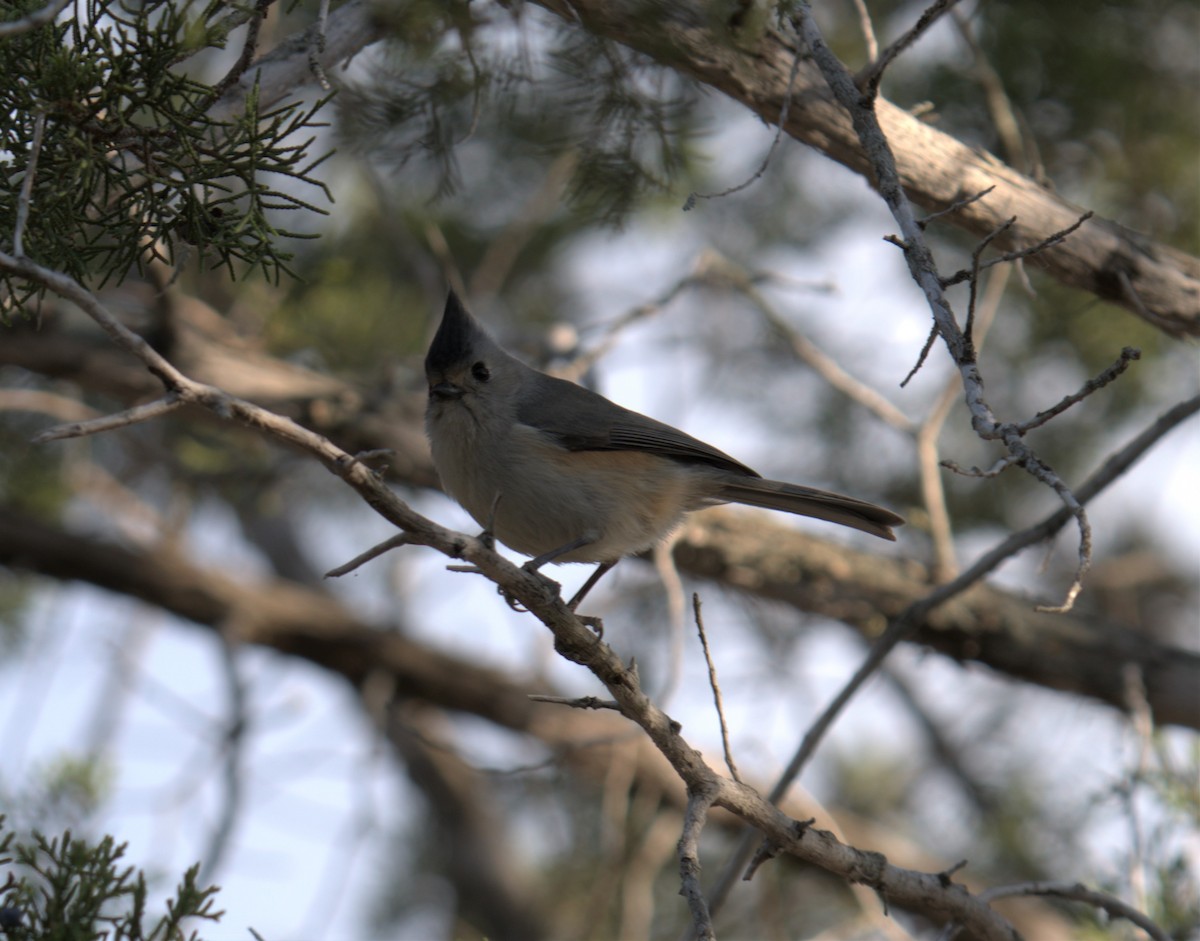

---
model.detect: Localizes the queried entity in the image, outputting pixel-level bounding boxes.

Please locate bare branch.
[325,534,413,578]
[678,788,718,941]
[1017,348,1143,434]
[692,594,740,783]
[941,455,1020,478]
[552,258,710,384]
[32,395,184,443]
[850,0,879,62]
[918,185,996,229]
[855,0,963,98]
[900,322,939,388]
[918,264,1012,581]
[964,217,1017,342]
[537,0,1200,335]
[527,694,623,711]
[653,535,687,704]
[734,265,916,433]
[12,111,46,258]
[941,881,1171,941]
[950,7,1038,174]
[204,0,275,106]
[793,4,1123,613]
[308,0,334,91]
[682,43,804,210]
[8,228,1188,941]
[941,211,1095,288]
[703,391,1200,917]
[198,628,250,884]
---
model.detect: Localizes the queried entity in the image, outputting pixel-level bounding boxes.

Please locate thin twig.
[205,0,275,107]
[678,788,718,941]
[740,269,916,433]
[683,43,804,210]
[917,263,1012,581]
[940,880,1170,941]
[964,217,1016,343]
[900,323,939,388]
[1121,662,1154,914]
[1016,347,1142,434]
[703,392,1200,917]
[851,0,878,62]
[919,185,996,229]
[942,212,1095,288]
[528,694,623,712]
[325,534,413,577]
[199,625,249,883]
[13,112,47,258]
[553,261,708,384]
[692,594,740,783]
[308,0,333,91]
[950,7,1037,174]
[940,455,1019,478]
[795,2,1112,615]
[32,395,184,443]
[855,0,963,98]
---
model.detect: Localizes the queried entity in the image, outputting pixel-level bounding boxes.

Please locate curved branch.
[545,0,1200,336]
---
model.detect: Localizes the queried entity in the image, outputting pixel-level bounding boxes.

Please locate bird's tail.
[716,478,903,541]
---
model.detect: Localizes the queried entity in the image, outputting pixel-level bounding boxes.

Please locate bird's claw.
[577,614,604,640]
[500,560,562,611]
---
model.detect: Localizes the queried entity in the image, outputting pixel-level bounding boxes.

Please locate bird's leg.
[566,560,617,639]
[567,560,616,610]
[477,492,503,552]
[522,532,599,572]
[503,534,609,632]
[499,532,597,613]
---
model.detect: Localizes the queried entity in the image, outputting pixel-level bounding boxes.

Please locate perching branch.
[5,253,1026,941]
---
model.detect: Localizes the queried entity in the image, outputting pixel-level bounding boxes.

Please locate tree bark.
[3,507,1195,729]
[534,0,1200,336]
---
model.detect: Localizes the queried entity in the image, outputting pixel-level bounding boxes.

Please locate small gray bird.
[425,291,903,607]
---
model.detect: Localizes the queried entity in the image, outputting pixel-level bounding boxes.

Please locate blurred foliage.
[1,755,112,838]
[0,409,67,517]
[0,815,222,941]
[0,0,332,317]
[868,0,1199,251]
[342,0,708,225]
[0,1,1196,939]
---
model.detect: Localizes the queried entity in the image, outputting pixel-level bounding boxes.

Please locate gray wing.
[517,371,759,477]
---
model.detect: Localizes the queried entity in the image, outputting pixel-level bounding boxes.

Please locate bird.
[424,290,903,608]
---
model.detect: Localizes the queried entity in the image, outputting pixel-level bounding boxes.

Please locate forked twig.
[855,0,963,97]
[941,212,1095,288]
[1016,347,1141,433]
[693,595,740,783]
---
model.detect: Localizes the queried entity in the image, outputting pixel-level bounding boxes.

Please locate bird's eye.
[471,361,491,382]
